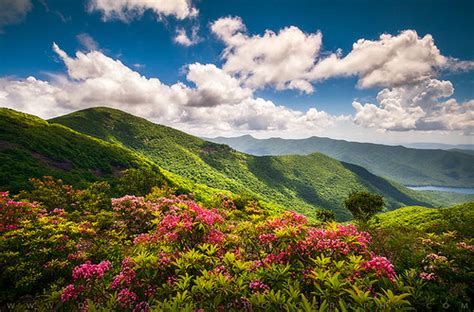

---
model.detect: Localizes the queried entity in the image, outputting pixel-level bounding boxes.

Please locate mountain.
[0,108,157,192]
[206,135,474,188]
[404,143,474,150]
[48,107,442,220]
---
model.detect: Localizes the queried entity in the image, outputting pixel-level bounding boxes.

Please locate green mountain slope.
[207,135,474,187]
[50,107,435,220]
[0,108,157,192]
[372,201,474,236]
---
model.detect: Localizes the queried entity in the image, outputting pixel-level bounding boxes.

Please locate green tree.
[315,208,336,222]
[344,191,384,223]
[117,168,165,196]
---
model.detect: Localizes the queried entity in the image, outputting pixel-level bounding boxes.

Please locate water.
[407,185,474,194]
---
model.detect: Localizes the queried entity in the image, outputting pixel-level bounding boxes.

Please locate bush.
[344,192,384,223]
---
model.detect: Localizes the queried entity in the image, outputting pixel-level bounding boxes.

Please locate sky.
[0,0,473,145]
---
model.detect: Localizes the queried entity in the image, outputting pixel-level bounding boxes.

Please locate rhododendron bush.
[1,178,473,311]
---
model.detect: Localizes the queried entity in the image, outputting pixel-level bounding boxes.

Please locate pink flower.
[205,230,225,244]
[249,280,270,292]
[167,275,178,285]
[118,288,137,308]
[133,301,150,312]
[419,272,436,281]
[72,260,112,281]
[258,233,277,244]
[362,256,396,281]
[61,284,79,302]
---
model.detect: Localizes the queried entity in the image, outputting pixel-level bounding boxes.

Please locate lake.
[407,186,474,194]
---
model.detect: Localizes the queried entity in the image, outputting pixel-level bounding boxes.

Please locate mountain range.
[1,107,472,220]
[207,135,474,188]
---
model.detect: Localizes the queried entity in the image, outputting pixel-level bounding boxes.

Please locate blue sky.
[0,0,473,144]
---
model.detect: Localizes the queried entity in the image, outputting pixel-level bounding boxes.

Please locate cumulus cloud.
[0,44,343,136]
[174,25,200,46]
[185,63,253,106]
[0,0,32,32]
[211,16,322,94]
[87,0,198,21]
[311,30,448,88]
[211,19,474,95]
[352,79,474,134]
[76,33,99,51]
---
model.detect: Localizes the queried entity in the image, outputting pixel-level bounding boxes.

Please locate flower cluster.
[249,280,270,292]
[362,255,396,280]
[72,260,112,281]
[112,195,160,234]
[0,192,40,232]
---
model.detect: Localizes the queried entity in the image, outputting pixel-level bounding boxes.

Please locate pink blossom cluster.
[133,233,157,245]
[362,255,396,280]
[112,195,160,233]
[151,196,225,244]
[296,224,371,256]
[110,258,136,289]
[61,284,83,302]
[204,230,225,245]
[266,210,307,230]
[189,202,223,225]
[118,288,138,308]
[133,301,150,312]
[419,272,437,281]
[264,251,290,265]
[166,275,178,285]
[249,280,270,292]
[50,208,66,216]
[456,242,474,251]
[258,233,277,244]
[72,260,112,281]
[0,192,39,232]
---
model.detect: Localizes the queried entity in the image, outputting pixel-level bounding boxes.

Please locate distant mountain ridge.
[206,135,474,188]
[403,143,474,150]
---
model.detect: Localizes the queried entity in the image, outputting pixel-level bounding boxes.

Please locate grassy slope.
[207,135,474,188]
[0,108,159,192]
[372,201,474,236]
[51,107,434,220]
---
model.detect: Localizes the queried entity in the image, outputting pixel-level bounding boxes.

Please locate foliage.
[117,168,165,197]
[314,208,336,223]
[368,202,474,310]
[0,181,427,311]
[344,192,384,223]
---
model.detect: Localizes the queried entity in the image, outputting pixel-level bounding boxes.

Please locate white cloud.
[352,79,474,134]
[76,33,99,51]
[87,0,198,21]
[211,19,473,94]
[443,57,474,73]
[0,0,32,32]
[211,16,322,94]
[0,44,343,136]
[174,25,200,46]
[185,63,252,106]
[310,30,448,88]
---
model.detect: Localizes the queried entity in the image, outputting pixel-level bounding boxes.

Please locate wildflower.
[419,272,436,281]
[249,280,270,292]
[362,255,396,280]
[258,233,277,244]
[204,230,225,244]
[118,288,137,308]
[72,260,112,281]
[133,301,150,312]
[61,284,79,302]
